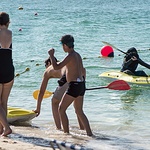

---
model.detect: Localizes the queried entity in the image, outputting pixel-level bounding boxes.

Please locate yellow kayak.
[7,107,36,123]
[99,70,150,86]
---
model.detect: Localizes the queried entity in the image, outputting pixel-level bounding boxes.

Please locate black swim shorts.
[66,81,86,98]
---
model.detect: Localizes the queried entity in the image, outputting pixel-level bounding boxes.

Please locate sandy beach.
[0,124,90,150]
[0,137,52,150]
[0,125,53,150]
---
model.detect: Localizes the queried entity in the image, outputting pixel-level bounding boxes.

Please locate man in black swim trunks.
[34,57,84,130]
[48,34,93,136]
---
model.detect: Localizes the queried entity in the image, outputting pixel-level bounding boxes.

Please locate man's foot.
[87,132,93,137]
[1,128,12,136]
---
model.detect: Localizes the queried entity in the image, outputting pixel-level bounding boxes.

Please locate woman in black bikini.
[0,12,14,136]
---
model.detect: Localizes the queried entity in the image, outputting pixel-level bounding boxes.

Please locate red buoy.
[100,45,114,57]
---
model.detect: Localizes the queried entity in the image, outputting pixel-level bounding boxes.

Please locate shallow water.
[1,0,150,149]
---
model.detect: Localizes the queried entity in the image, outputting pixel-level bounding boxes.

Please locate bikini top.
[0,48,13,66]
[0,35,12,65]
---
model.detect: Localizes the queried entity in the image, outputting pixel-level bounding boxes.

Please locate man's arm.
[48,48,71,70]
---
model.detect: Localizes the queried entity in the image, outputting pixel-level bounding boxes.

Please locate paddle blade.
[107,80,130,90]
[102,41,118,50]
[33,90,53,100]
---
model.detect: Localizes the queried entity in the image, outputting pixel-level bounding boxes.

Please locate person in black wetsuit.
[0,12,14,136]
[121,47,150,76]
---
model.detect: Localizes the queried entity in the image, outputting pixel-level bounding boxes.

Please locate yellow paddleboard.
[99,70,150,86]
[7,107,36,123]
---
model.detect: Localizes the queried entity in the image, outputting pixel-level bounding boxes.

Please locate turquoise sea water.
[1,0,150,149]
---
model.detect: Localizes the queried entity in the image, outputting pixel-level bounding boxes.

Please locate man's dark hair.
[60,35,74,48]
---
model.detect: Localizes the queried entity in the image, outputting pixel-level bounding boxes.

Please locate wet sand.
[0,123,90,150]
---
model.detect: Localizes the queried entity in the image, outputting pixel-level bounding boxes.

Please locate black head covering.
[125,47,139,60]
